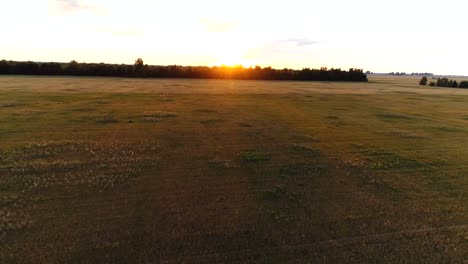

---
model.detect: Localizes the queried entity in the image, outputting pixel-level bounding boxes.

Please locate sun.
[212,42,255,68]
[215,55,254,68]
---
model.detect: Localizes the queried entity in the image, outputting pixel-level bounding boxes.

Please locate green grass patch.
[200,119,224,125]
[261,184,287,200]
[376,113,414,121]
[280,162,326,177]
[289,144,321,156]
[141,111,177,122]
[143,111,177,118]
[428,126,464,133]
[207,159,238,169]
[239,151,271,162]
[0,102,26,107]
[260,208,291,223]
[425,173,463,198]
[72,107,98,112]
[406,97,425,101]
[353,144,424,170]
[96,115,118,124]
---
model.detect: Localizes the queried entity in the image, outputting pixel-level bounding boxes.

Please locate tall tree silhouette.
[134,58,144,71]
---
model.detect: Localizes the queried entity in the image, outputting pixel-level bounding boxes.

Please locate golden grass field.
[0,75,467,263]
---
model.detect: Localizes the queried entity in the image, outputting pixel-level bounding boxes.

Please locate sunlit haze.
[2,0,467,75]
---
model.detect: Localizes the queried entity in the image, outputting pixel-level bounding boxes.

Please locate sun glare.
[215,55,254,68]
[212,41,255,68]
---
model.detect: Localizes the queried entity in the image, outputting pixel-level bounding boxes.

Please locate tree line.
[389,72,408,76]
[0,59,368,82]
[419,76,468,88]
[410,72,434,76]
[390,72,434,76]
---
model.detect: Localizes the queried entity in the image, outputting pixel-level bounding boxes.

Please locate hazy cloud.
[247,38,320,57]
[55,0,89,11]
[95,26,144,37]
[282,38,319,46]
[51,0,104,13]
[199,18,239,33]
[244,38,320,64]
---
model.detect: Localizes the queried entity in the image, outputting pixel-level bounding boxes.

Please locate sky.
[1,0,467,75]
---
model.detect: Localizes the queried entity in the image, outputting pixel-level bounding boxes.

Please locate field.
[1,75,467,263]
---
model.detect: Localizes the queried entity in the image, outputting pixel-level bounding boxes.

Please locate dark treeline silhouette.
[0,59,368,82]
[411,72,433,76]
[389,72,407,76]
[436,78,458,88]
[420,76,468,88]
[390,72,434,76]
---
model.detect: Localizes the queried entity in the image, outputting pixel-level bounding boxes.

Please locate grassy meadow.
[0,75,467,263]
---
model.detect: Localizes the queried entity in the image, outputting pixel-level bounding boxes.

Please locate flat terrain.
[0,75,467,263]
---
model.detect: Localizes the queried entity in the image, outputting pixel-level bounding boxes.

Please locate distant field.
[0,75,467,263]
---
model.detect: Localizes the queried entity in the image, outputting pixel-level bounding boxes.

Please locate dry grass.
[0,75,467,95]
[0,75,467,263]
[141,111,177,122]
[0,139,160,191]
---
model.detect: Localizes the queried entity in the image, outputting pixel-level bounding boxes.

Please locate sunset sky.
[1,0,467,75]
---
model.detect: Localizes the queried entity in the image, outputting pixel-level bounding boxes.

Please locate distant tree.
[459,81,468,88]
[419,76,428,86]
[436,78,449,87]
[40,62,62,75]
[429,81,436,87]
[134,58,144,71]
[433,77,459,88]
[0,60,11,74]
[17,61,40,75]
[69,60,79,68]
[65,60,79,75]
[448,79,454,87]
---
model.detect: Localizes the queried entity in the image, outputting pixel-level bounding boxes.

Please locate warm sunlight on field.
[1,76,467,263]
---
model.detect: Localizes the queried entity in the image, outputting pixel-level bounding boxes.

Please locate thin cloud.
[281,38,320,46]
[248,38,320,56]
[55,0,89,11]
[51,0,104,13]
[245,38,321,63]
[96,27,144,37]
[199,18,239,33]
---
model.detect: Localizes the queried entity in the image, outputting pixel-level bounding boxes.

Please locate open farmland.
[0,75,467,263]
